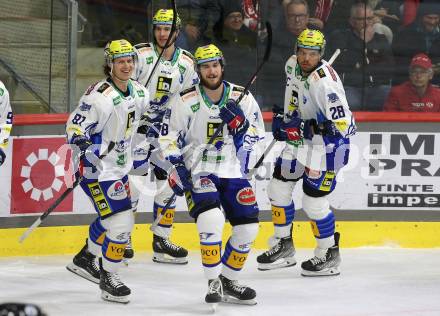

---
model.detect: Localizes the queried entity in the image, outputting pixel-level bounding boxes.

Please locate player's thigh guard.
[100,210,135,272]
[196,207,225,280]
[221,223,258,280]
[186,174,221,220]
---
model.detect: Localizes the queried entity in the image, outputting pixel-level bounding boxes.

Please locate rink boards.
[1,132,440,256]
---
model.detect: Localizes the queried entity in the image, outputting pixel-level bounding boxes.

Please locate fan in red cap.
[384,53,440,112]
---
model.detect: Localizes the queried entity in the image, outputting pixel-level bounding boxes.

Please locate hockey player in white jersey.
[65,39,151,303]
[0,80,12,167]
[159,44,265,306]
[256,29,356,276]
[128,9,199,264]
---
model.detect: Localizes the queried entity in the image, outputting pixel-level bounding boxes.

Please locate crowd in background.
[78,0,440,112]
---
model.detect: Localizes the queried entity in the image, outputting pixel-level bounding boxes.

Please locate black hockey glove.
[167,156,192,196]
[0,148,5,166]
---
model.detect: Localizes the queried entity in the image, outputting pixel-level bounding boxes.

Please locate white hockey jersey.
[281,55,356,171]
[66,79,151,181]
[0,80,12,149]
[133,42,199,112]
[159,81,265,178]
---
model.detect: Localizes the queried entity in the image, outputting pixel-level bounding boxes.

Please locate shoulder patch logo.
[136,90,145,97]
[97,82,111,94]
[0,88,3,96]
[180,86,196,96]
[112,96,122,105]
[317,68,326,78]
[80,102,92,111]
[287,66,292,74]
[146,56,153,64]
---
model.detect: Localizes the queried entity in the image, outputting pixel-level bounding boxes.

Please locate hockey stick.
[150,22,273,232]
[246,48,341,178]
[143,0,177,88]
[18,141,116,243]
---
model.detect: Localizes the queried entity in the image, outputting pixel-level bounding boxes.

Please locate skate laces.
[108,272,124,288]
[310,256,326,265]
[208,279,222,295]
[265,240,282,256]
[228,280,247,294]
[163,238,181,251]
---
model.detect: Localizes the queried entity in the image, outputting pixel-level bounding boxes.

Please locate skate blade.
[101,291,130,304]
[66,263,99,284]
[152,252,188,265]
[222,295,257,306]
[209,303,218,313]
[257,257,297,271]
[301,266,340,277]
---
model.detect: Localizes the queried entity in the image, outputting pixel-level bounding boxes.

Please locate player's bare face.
[154,25,176,48]
[297,48,320,74]
[112,56,134,82]
[199,61,223,90]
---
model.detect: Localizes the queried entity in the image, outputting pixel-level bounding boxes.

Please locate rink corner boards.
[1,221,440,257]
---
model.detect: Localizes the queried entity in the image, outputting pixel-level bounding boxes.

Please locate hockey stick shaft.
[144,0,177,88]
[19,141,116,243]
[246,48,342,178]
[150,22,273,231]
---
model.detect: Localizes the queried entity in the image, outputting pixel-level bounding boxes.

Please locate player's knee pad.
[222,224,257,276]
[268,178,296,206]
[197,208,224,269]
[101,210,134,242]
[302,194,335,239]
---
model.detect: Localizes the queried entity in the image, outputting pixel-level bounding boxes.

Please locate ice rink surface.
[1,248,440,316]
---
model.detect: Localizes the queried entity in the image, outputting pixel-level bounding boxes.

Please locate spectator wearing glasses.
[326,2,394,111]
[392,2,440,85]
[384,53,440,112]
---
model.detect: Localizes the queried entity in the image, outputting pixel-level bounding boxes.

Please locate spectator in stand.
[215,0,257,86]
[258,0,317,110]
[326,2,394,111]
[174,0,223,51]
[392,2,440,85]
[384,53,440,112]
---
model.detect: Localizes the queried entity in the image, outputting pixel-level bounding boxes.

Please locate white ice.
[1,249,440,316]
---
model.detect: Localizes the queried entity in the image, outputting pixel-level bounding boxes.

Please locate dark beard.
[200,75,223,90]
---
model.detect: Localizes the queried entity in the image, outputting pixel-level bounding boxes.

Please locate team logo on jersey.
[288,90,299,112]
[107,180,128,200]
[236,187,256,205]
[328,93,339,103]
[79,102,91,111]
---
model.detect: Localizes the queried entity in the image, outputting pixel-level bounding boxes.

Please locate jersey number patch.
[72,114,86,125]
[330,106,345,120]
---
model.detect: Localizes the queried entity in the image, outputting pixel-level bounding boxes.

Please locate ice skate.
[66,241,100,284]
[205,278,222,312]
[99,258,131,304]
[219,274,256,305]
[152,234,188,264]
[301,232,341,277]
[256,236,296,271]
